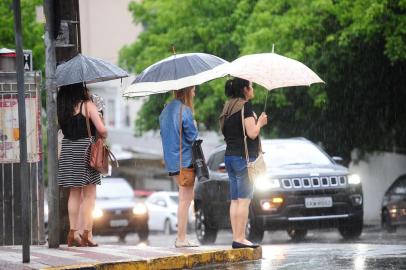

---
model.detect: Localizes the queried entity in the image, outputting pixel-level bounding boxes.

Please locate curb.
[42,247,262,270]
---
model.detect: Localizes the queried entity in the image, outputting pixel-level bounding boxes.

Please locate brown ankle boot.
[67,229,81,247]
[81,230,98,247]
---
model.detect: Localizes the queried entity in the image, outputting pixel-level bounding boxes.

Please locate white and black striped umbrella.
[56,54,128,87]
[123,53,228,97]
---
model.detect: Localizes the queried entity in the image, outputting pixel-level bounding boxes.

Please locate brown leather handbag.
[177,105,195,187]
[85,103,118,175]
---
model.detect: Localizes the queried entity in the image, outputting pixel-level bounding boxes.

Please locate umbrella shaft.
[263,91,269,112]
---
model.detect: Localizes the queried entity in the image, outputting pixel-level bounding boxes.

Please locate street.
[95,227,406,269]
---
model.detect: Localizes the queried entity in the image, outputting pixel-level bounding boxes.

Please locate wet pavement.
[94,226,406,269]
[197,244,406,270]
[196,227,406,270]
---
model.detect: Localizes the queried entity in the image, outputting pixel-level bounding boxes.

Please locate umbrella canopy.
[56,53,128,87]
[225,53,324,90]
[123,53,228,97]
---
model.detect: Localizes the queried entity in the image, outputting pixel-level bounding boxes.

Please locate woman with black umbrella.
[57,83,107,247]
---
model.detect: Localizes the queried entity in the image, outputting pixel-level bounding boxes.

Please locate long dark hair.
[57,83,90,128]
[224,77,250,98]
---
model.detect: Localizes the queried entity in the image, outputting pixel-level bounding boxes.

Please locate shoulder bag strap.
[107,146,119,167]
[241,105,263,164]
[241,106,250,163]
[84,101,92,139]
[179,104,184,171]
[85,101,119,167]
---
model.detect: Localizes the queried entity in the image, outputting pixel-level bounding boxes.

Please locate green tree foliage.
[0,0,45,72]
[121,0,406,161]
[119,0,258,133]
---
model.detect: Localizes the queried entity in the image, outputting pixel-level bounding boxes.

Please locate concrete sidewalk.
[0,244,262,270]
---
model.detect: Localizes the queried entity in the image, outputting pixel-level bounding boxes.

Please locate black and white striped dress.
[57,101,101,187]
[58,137,101,187]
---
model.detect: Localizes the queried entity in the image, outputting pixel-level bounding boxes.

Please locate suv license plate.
[110,219,128,227]
[305,197,333,208]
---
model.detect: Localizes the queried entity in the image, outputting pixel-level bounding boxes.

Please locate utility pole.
[55,0,81,244]
[44,0,81,247]
[12,0,30,262]
[44,0,59,248]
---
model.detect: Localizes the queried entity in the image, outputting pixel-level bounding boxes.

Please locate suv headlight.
[348,174,361,185]
[254,176,280,191]
[133,202,148,215]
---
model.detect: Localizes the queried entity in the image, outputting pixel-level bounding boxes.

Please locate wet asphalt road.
[94,227,406,269]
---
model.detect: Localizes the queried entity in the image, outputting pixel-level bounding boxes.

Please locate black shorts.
[168,164,193,176]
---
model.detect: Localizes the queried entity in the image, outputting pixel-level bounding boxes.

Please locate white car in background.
[145,191,195,234]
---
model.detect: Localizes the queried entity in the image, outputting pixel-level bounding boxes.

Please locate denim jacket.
[159,99,198,173]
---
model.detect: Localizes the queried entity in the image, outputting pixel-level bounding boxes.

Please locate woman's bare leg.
[236,198,252,244]
[230,200,239,241]
[68,187,82,238]
[175,176,194,242]
[76,191,84,236]
[82,184,97,241]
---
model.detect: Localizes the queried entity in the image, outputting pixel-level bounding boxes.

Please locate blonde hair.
[174,86,195,113]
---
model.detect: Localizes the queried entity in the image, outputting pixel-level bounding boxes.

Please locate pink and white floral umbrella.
[226,52,324,90]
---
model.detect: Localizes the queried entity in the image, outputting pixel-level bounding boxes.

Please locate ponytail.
[224,77,249,98]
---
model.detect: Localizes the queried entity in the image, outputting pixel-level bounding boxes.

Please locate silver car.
[146,191,195,234]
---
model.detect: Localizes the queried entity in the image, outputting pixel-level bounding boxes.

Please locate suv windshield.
[263,141,332,167]
[97,180,134,199]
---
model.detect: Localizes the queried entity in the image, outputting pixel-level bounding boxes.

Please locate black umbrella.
[123,52,228,97]
[56,53,128,87]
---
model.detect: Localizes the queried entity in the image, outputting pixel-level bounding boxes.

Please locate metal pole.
[44,0,60,248]
[263,91,269,113]
[12,0,30,262]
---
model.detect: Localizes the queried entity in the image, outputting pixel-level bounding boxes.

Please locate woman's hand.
[258,112,268,127]
[245,112,268,139]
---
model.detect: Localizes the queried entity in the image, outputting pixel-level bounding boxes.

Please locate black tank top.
[61,101,96,140]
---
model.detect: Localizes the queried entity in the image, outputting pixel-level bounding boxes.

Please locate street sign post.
[12,0,30,263]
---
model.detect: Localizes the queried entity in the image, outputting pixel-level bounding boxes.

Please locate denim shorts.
[224,155,255,200]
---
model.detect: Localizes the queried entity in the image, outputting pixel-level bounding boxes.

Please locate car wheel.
[164,219,173,235]
[138,223,149,241]
[246,218,264,243]
[287,229,308,242]
[195,207,217,244]
[338,218,363,240]
[118,232,127,243]
[382,209,397,233]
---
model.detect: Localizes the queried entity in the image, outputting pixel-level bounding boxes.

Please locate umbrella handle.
[263,91,269,113]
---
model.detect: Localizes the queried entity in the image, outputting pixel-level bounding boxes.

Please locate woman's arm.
[182,108,198,143]
[244,112,267,140]
[86,101,108,138]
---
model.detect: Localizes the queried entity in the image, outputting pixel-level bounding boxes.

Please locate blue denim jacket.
[159,99,198,173]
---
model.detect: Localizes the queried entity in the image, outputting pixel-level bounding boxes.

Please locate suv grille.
[281,176,347,189]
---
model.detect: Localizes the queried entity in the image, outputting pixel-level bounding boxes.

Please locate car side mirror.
[217,162,227,173]
[332,156,343,163]
[156,200,166,207]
